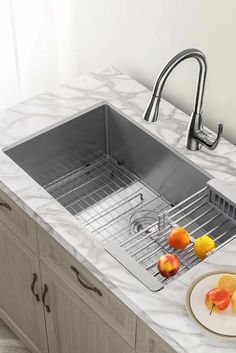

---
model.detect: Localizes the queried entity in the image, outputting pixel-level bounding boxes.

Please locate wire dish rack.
[45,155,171,240]
[44,156,236,291]
[106,187,236,291]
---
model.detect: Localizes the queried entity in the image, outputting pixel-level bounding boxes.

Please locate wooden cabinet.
[40,262,135,353]
[38,225,136,348]
[136,319,175,353]
[0,191,175,353]
[0,220,48,353]
[0,188,37,252]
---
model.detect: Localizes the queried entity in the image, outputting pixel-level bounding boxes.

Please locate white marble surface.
[0,66,236,353]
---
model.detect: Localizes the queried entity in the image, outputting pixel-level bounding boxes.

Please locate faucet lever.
[195,121,224,150]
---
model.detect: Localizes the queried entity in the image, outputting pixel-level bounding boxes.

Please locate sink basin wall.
[107,106,209,204]
[5,104,209,205]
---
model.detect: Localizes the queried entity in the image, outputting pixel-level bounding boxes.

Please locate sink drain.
[129,210,160,236]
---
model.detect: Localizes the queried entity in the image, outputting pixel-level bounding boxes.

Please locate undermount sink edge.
[4,102,210,202]
[4,103,216,291]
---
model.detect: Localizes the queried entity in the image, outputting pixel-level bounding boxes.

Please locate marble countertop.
[1,66,236,353]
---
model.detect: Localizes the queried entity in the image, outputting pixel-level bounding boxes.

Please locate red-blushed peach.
[205,288,230,313]
[157,254,180,278]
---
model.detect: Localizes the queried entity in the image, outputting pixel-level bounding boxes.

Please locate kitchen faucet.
[143,48,223,151]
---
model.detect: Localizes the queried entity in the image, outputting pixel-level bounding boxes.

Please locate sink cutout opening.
[7,104,232,291]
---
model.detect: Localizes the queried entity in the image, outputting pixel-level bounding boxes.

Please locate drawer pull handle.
[0,202,12,211]
[71,265,102,296]
[42,284,50,313]
[31,273,40,302]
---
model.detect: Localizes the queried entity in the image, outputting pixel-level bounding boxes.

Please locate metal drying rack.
[105,187,236,291]
[44,156,236,291]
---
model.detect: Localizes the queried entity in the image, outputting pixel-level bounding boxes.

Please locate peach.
[205,288,230,313]
[157,254,180,278]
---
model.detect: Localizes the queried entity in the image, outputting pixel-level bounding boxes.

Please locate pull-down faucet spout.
[143,48,223,151]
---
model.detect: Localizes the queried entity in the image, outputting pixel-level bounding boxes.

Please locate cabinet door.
[41,262,135,353]
[0,220,48,353]
[136,319,176,353]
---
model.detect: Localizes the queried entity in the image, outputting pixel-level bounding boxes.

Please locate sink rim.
[3,100,213,183]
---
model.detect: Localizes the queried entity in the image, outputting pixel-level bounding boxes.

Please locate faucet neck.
[143,48,223,151]
[152,48,207,116]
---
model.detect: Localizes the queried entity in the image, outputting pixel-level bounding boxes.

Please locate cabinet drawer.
[0,188,37,252]
[136,319,176,353]
[38,226,136,348]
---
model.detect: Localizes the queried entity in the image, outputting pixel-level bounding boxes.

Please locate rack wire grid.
[44,155,236,291]
[44,155,171,240]
[105,187,236,290]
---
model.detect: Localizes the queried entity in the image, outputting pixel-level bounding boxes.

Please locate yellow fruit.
[231,291,236,312]
[218,274,236,296]
[194,235,215,260]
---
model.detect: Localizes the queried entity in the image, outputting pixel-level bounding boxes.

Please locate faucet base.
[185,112,202,151]
[185,139,202,151]
[143,48,223,151]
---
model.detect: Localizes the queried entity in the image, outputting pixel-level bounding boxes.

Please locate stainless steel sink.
[5,104,209,201]
[7,103,233,291]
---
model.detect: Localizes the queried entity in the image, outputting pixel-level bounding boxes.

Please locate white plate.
[186,272,236,339]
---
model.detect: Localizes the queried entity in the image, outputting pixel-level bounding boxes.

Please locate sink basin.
[5,103,216,290]
[5,103,209,201]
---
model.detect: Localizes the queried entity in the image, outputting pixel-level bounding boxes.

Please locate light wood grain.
[41,261,135,353]
[0,319,30,353]
[0,219,48,353]
[0,195,176,353]
[0,189,37,252]
[135,319,176,353]
[38,225,136,348]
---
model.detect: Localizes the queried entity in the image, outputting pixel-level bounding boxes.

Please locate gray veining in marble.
[0,66,235,353]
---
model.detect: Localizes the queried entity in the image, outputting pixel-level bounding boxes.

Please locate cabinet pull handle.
[31,273,40,302]
[71,266,102,296]
[42,284,50,313]
[0,202,12,211]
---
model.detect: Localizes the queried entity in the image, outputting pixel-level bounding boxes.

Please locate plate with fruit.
[186,272,236,339]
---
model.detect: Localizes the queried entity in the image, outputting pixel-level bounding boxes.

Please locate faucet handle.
[196,122,224,150]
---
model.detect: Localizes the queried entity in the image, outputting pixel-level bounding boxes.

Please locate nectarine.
[157,254,180,278]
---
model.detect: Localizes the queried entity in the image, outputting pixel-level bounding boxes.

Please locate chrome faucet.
[143,48,223,151]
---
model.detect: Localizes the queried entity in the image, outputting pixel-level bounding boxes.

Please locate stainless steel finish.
[105,243,164,291]
[105,187,236,291]
[45,155,171,243]
[143,48,223,151]
[207,179,236,222]
[5,104,209,204]
[5,104,216,290]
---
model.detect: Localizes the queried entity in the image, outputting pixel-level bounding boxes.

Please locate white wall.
[56,0,236,144]
[2,0,236,145]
